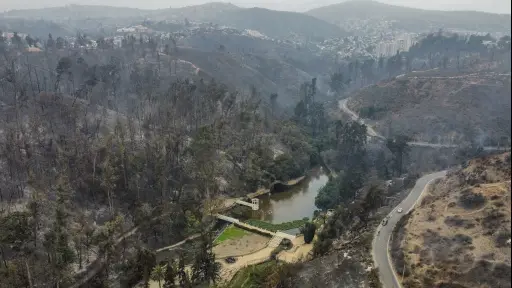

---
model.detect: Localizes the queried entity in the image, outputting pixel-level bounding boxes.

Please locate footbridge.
[235,198,259,210]
[214,214,296,241]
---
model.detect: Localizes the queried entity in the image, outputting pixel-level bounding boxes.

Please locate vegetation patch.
[458,189,486,209]
[444,215,475,229]
[244,218,309,232]
[494,230,511,247]
[227,260,304,288]
[214,225,248,245]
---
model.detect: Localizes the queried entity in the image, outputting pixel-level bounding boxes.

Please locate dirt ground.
[213,233,270,258]
[218,246,275,282]
[398,153,512,288]
[277,236,313,263]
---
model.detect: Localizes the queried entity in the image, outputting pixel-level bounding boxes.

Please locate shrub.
[458,189,486,209]
[367,268,382,288]
[444,215,475,229]
[313,238,332,256]
[452,234,472,245]
[281,238,293,249]
[482,208,505,230]
[494,230,511,247]
[300,222,316,244]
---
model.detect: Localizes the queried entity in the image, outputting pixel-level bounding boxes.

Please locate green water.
[249,167,328,232]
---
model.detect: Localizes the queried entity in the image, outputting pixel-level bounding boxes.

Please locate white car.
[397,207,403,213]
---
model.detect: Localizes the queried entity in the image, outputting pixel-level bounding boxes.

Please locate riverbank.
[246,175,307,199]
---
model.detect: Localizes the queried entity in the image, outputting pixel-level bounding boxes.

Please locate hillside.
[158,5,346,40]
[171,47,313,107]
[2,4,152,19]
[392,152,511,288]
[154,2,241,21]
[2,3,346,40]
[307,0,511,33]
[346,71,511,146]
[209,7,346,40]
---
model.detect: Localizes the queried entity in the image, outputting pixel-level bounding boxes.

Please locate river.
[249,167,329,233]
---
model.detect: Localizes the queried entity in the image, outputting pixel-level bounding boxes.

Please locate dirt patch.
[394,153,511,288]
[213,232,270,258]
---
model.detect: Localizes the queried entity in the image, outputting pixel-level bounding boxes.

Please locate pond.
[249,167,329,234]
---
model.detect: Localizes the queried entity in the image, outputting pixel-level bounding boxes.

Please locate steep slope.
[160,5,346,39]
[307,0,511,33]
[2,4,152,19]
[172,47,313,107]
[155,2,241,20]
[393,152,511,288]
[210,7,346,39]
[2,3,346,40]
[346,72,511,145]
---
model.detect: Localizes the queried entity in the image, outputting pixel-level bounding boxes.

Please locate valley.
[0,1,510,288]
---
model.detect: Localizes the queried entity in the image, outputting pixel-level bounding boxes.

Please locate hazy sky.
[1,0,510,14]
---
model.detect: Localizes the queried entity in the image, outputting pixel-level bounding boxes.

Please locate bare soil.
[213,232,270,258]
[394,152,511,288]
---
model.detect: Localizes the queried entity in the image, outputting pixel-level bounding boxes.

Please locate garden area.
[214,225,249,245]
[244,218,309,232]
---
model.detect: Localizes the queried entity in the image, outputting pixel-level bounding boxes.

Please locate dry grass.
[347,72,511,145]
[399,153,511,288]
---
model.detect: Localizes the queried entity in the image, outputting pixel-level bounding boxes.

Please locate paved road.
[372,170,447,288]
[338,98,508,151]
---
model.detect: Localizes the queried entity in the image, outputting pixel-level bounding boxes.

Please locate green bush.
[300,222,316,244]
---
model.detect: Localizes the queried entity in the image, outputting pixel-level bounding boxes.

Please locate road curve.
[372,170,447,288]
[338,98,508,151]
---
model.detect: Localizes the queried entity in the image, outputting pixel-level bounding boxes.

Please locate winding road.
[339,93,507,287]
[338,98,508,151]
[372,170,447,288]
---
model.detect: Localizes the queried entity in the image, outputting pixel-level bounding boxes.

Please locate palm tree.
[151,264,167,288]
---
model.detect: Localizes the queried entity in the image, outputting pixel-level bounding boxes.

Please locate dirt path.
[218,247,275,282]
[155,233,201,252]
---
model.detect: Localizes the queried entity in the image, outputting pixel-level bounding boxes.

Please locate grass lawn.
[214,224,249,245]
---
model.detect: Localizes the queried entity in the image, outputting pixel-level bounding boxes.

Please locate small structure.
[251,198,259,210]
[235,198,259,210]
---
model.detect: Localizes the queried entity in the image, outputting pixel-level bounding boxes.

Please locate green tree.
[151,264,167,288]
[329,72,350,93]
[12,32,22,48]
[375,150,389,179]
[163,261,177,288]
[335,121,367,171]
[313,237,332,256]
[191,233,220,284]
[300,222,316,244]
[25,35,35,47]
[45,176,76,287]
[46,33,55,48]
[56,37,65,49]
[361,185,384,213]
[177,253,192,288]
[0,211,32,269]
[386,135,411,176]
